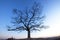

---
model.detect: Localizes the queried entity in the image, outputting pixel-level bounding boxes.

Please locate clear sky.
[0,0,60,39]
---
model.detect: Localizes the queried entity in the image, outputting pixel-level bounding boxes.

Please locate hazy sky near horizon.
[0,0,60,39]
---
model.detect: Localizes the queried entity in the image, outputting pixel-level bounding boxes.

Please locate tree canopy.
[8,2,46,38]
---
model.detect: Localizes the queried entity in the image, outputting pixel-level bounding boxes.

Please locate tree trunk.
[28,30,30,38]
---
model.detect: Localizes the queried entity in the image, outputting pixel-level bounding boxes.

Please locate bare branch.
[8,26,27,31]
[30,28,40,31]
[7,2,47,38]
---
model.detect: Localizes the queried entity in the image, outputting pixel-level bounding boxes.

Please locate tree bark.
[28,30,30,38]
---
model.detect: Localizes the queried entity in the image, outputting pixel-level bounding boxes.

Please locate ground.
[6,36,60,40]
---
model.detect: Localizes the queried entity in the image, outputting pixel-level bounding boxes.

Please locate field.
[6,36,60,40]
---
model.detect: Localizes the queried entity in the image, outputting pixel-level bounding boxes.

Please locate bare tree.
[8,2,46,38]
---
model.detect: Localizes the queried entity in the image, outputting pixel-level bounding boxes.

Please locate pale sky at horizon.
[0,0,60,39]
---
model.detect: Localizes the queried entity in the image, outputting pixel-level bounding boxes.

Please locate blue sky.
[0,0,60,39]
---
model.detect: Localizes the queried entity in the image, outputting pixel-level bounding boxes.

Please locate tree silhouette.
[8,2,46,38]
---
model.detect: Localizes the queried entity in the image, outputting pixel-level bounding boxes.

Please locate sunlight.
[31,1,60,38]
[0,0,60,39]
